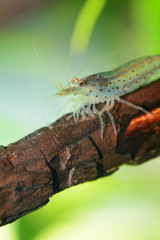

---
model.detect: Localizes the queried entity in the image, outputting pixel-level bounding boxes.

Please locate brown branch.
[0,80,160,226]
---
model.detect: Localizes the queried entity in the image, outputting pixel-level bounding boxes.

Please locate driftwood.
[0,80,160,226]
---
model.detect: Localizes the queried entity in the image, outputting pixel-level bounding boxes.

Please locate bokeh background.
[0,0,160,239]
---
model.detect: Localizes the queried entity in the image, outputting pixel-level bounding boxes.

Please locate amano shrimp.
[52,55,160,138]
[31,47,160,138]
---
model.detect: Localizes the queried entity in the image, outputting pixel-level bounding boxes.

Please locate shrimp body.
[56,55,160,137]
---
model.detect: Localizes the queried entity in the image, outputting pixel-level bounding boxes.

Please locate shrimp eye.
[79,80,85,87]
[72,77,79,84]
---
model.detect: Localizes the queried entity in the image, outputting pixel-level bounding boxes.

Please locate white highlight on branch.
[60,147,71,170]
[67,167,75,187]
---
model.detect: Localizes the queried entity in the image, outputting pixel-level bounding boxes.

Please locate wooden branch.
[0,80,160,226]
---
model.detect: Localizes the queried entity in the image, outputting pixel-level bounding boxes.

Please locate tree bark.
[0,80,160,226]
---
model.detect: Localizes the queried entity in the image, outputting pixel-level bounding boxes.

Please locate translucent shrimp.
[53,55,160,138]
[28,46,160,138]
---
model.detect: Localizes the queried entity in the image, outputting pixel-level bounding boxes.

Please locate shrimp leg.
[116,97,153,116]
[99,97,117,134]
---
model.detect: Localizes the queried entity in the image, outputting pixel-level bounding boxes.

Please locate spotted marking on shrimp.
[40,55,160,139]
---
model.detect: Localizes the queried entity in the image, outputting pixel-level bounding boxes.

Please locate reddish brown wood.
[0,80,160,226]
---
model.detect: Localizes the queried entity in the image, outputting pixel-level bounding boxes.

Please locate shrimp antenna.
[55,63,64,90]
[65,52,73,86]
[46,95,61,123]
[32,38,61,91]
[24,93,58,129]
[74,48,133,78]
[52,97,74,121]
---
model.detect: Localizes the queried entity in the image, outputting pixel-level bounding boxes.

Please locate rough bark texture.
[0,80,160,226]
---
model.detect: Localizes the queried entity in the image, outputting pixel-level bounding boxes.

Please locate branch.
[0,80,160,226]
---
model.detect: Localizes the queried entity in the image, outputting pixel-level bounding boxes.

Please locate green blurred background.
[0,0,160,239]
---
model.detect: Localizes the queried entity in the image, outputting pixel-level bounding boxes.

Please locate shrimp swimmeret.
[51,55,160,138]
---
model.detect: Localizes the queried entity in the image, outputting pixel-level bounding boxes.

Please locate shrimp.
[54,55,160,138]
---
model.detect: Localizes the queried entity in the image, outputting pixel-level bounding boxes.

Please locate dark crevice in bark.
[37,144,60,193]
[88,136,105,178]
